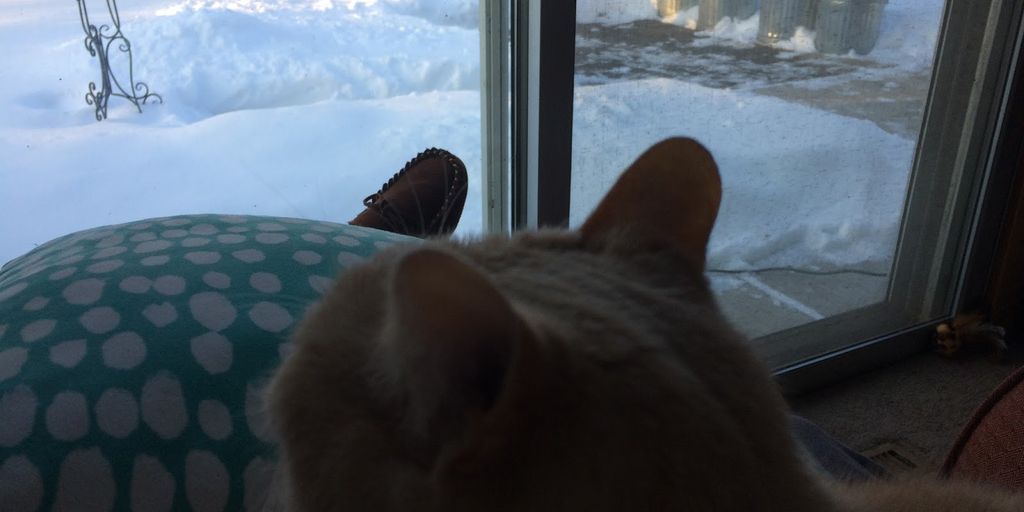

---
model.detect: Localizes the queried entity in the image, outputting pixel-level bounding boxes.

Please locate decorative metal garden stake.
[76,0,162,121]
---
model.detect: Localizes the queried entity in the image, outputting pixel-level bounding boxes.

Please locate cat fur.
[267,138,1023,511]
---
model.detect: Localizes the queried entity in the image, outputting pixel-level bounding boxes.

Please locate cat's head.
[268,138,827,511]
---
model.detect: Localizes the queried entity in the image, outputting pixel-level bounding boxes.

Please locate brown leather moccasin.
[349,148,468,238]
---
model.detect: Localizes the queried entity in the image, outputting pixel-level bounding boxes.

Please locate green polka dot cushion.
[0,215,417,511]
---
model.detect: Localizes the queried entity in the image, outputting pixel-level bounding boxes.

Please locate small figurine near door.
[935,312,1009,360]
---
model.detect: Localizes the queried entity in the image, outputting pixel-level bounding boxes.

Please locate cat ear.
[388,248,534,466]
[580,137,722,269]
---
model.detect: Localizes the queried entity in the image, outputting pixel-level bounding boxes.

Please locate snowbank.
[572,78,913,273]
[136,1,480,119]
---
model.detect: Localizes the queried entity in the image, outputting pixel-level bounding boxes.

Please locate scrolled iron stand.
[76,0,162,121]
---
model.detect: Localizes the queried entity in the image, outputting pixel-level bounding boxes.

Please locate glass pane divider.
[512,0,576,230]
[480,0,512,234]
[953,3,1024,311]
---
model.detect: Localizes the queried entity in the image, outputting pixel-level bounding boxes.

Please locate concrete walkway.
[576,20,930,137]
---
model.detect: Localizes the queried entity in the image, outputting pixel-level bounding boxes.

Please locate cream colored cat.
[266,138,1022,511]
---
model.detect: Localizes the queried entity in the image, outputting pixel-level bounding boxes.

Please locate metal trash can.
[697,0,760,31]
[658,0,700,17]
[757,0,816,45]
[851,0,886,54]
[814,0,887,55]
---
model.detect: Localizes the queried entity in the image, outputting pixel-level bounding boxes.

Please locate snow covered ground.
[571,79,914,274]
[0,0,482,267]
[1,0,943,277]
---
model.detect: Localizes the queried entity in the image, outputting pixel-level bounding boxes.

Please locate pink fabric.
[943,366,1024,491]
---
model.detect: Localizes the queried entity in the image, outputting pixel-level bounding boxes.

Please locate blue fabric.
[790,414,888,482]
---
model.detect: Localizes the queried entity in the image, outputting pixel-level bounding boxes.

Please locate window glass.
[572,0,943,340]
[1,0,483,265]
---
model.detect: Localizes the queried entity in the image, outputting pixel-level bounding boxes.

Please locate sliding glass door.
[507,0,1023,388]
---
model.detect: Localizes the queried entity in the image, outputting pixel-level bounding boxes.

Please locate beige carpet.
[789,349,1023,474]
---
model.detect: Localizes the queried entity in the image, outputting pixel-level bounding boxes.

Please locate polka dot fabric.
[0,215,415,511]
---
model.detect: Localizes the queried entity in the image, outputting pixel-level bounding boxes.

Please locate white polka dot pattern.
[45,391,89,441]
[278,342,295,360]
[202,272,231,289]
[0,455,44,512]
[162,229,189,239]
[80,306,120,334]
[97,234,125,248]
[245,382,272,441]
[217,234,247,244]
[186,450,230,512]
[337,252,366,267]
[185,251,222,265]
[250,272,282,293]
[96,388,139,438]
[102,332,147,369]
[300,233,326,244]
[92,246,128,259]
[0,347,28,382]
[191,332,233,375]
[249,302,293,333]
[141,255,171,266]
[120,276,152,294]
[257,222,286,232]
[344,227,371,238]
[52,448,116,511]
[232,249,265,263]
[255,233,288,245]
[191,224,219,236]
[49,339,87,368]
[20,319,56,343]
[293,250,323,265]
[198,399,233,440]
[143,302,178,327]
[63,278,105,305]
[308,275,333,294]
[0,385,36,447]
[0,214,417,507]
[56,254,85,265]
[135,240,173,253]
[243,457,275,510]
[0,282,29,301]
[141,372,188,440]
[23,296,49,311]
[333,235,360,247]
[190,292,237,332]
[86,259,124,273]
[131,455,176,512]
[153,275,187,296]
[48,267,77,280]
[182,237,211,248]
